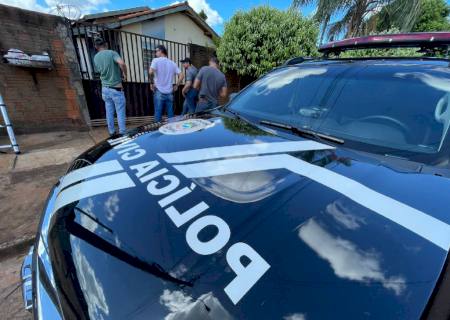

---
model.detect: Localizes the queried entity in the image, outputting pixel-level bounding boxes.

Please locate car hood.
[45,114,450,319]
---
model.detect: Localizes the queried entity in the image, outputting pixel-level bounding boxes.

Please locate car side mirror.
[229,92,238,100]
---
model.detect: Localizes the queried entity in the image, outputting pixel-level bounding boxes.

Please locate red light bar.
[319,32,450,53]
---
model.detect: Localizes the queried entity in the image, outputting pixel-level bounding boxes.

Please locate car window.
[229,63,450,162]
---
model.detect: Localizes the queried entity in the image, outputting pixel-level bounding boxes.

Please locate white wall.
[113,13,215,83]
[121,23,142,35]
[164,13,215,47]
[142,18,166,39]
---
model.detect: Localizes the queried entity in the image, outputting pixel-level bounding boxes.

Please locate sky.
[0,0,316,34]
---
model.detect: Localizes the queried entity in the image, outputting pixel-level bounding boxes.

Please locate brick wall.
[0,4,90,133]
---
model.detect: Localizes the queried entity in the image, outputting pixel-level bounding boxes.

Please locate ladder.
[0,94,19,154]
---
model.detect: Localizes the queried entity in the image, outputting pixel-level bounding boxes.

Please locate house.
[74,2,218,82]
[81,3,218,47]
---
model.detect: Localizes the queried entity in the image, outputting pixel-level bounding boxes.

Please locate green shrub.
[217,6,319,77]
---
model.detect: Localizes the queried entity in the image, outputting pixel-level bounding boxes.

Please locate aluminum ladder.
[0,94,19,154]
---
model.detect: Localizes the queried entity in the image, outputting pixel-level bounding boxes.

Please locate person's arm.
[174,72,184,92]
[149,68,156,91]
[182,79,192,97]
[173,65,183,92]
[113,52,127,81]
[220,86,228,98]
[149,59,157,91]
[193,78,201,90]
[219,77,228,98]
[193,68,203,91]
[116,58,128,81]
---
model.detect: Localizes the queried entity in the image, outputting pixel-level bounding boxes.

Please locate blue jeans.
[102,87,126,135]
[196,99,217,112]
[154,90,174,122]
[182,89,198,115]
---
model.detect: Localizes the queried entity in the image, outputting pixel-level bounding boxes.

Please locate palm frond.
[291,0,422,41]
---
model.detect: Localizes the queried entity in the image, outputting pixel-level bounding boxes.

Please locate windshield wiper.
[260,119,345,145]
[225,107,245,120]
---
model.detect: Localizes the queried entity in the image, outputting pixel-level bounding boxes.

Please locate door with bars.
[72,23,189,126]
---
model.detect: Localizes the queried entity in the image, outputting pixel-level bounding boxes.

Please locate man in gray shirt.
[180,58,198,114]
[194,56,227,112]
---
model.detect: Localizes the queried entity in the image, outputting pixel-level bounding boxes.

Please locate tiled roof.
[82,7,150,21]
[118,3,186,21]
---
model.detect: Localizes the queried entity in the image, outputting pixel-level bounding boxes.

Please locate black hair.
[156,45,168,56]
[209,56,219,65]
[94,37,106,47]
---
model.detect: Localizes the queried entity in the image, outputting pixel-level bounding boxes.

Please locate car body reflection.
[298,218,406,295]
[160,290,233,320]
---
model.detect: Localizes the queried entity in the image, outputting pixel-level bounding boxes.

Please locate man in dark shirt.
[180,58,198,114]
[194,56,227,112]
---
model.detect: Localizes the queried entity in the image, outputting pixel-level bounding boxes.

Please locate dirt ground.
[0,128,109,319]
[0,253,30,320]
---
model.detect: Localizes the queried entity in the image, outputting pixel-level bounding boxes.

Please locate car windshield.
[228,61,450,166]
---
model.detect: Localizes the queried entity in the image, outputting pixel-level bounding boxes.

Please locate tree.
[412,0,450,31]
[339,29,421,58]
[375,0,449,32]
[198,9,208,21]
[217,6,318,78]
[292,0,421,42]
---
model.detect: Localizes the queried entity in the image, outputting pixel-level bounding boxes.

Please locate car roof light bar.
[319,32,450,54]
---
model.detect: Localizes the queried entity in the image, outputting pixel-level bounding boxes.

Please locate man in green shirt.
[93,37,128,136]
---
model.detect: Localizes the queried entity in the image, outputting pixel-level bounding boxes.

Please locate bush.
[338,29,422,58]
[217,6,319,77]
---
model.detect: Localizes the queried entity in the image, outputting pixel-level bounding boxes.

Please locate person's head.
[180,57,192,70]
[156,45,168,58]
[209,56,220,68]
[94,37,107,51]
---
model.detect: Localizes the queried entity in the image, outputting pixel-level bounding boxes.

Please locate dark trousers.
[182,89,198,114]
[196,98,217,112]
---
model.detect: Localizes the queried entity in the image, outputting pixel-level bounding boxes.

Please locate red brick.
[0,4,88,132]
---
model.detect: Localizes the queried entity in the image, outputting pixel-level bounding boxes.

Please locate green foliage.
[339,47,421,58]
[292,0,420,41]
[198,9,208,21]
[412,0,450,31]
[376,0,449,32]
[217,6,319,77]
[223,118,270,136]
[212,35,221,48]
[338,29,422,58]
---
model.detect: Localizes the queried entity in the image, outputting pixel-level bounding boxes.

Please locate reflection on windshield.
[255,67,327,94]
[395,71,450,92]
[298,219,406,295]
[72,241,110,319]
[229,63,450,163]
[159,290,233,320]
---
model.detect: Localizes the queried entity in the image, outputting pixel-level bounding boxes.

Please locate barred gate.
[71,23,189,126]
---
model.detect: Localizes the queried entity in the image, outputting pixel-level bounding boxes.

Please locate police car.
[22,33,450,319]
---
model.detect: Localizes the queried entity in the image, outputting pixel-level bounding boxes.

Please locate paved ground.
[0,128,109,319]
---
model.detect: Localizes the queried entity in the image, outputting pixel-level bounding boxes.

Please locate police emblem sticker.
[159,119,214,135]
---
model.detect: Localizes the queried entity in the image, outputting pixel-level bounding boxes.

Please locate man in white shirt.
[149,45,184,122]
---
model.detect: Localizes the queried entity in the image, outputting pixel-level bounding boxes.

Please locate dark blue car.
[22,33,450,319]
